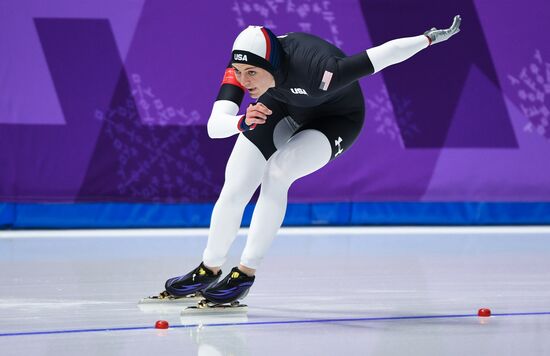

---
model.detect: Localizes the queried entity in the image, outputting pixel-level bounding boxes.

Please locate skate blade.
[138,292,202,304]
[181,302,248,316]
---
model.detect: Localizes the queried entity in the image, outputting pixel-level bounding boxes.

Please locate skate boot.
[202,267,255,304]
[164,262,222,298]
[139,263,222,304]
[181,267,255,314]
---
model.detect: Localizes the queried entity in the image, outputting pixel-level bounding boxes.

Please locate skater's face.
[232,63,275,98]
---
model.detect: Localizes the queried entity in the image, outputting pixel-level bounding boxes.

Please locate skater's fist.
[245,103,272,126]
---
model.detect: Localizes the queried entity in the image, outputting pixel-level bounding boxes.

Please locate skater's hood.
[231,26,283,76]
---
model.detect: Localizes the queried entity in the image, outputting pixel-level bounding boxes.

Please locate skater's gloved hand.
[244,103,272,127]
[424,15,461,46]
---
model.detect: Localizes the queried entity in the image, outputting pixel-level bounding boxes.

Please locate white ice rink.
[1,227,550,355]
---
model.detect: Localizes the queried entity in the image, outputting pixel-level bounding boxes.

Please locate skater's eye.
[247,71,256,76]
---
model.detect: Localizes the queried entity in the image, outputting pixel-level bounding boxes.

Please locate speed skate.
[180,266,255,315]
[138,290,203,304]
[181,299,248,315]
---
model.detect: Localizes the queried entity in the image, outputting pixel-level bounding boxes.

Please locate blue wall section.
[1,202,549,229]
[0,203,15,228]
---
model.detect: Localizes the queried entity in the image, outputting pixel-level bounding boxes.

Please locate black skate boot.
[201,267,255,305]
[164,262,222,298]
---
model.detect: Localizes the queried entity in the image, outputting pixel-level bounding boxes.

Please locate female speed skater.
[161,15,462,308]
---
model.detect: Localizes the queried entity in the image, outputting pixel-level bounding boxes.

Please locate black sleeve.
[320,51,375,93]
[216,84,244,103]
[215,61,245,105]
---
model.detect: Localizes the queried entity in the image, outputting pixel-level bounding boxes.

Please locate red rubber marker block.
[478,308,491,317]
[155,320,169,329]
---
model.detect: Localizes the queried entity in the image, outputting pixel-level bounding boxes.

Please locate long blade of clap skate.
[138,294,202,304]
[181,304,248,315]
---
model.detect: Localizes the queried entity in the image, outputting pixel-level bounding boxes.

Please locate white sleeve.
[366,35,430,74]
[207,100,244,139]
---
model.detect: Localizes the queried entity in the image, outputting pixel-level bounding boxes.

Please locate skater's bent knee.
[218,185,252,206]
[263,156,294,187]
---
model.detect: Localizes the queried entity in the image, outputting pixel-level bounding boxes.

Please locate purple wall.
[1,0,549,203]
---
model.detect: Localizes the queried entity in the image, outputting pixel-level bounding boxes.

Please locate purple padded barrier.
[1,0,549,205]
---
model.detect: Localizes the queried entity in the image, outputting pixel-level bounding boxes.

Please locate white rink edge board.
[1,226,550,239]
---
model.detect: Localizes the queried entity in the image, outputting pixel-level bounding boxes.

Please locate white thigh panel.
[273,116,300,150]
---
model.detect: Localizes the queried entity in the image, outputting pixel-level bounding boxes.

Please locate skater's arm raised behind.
[319,15,462,92]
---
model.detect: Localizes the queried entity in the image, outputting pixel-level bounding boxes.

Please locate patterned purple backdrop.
[1,0,549,203]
